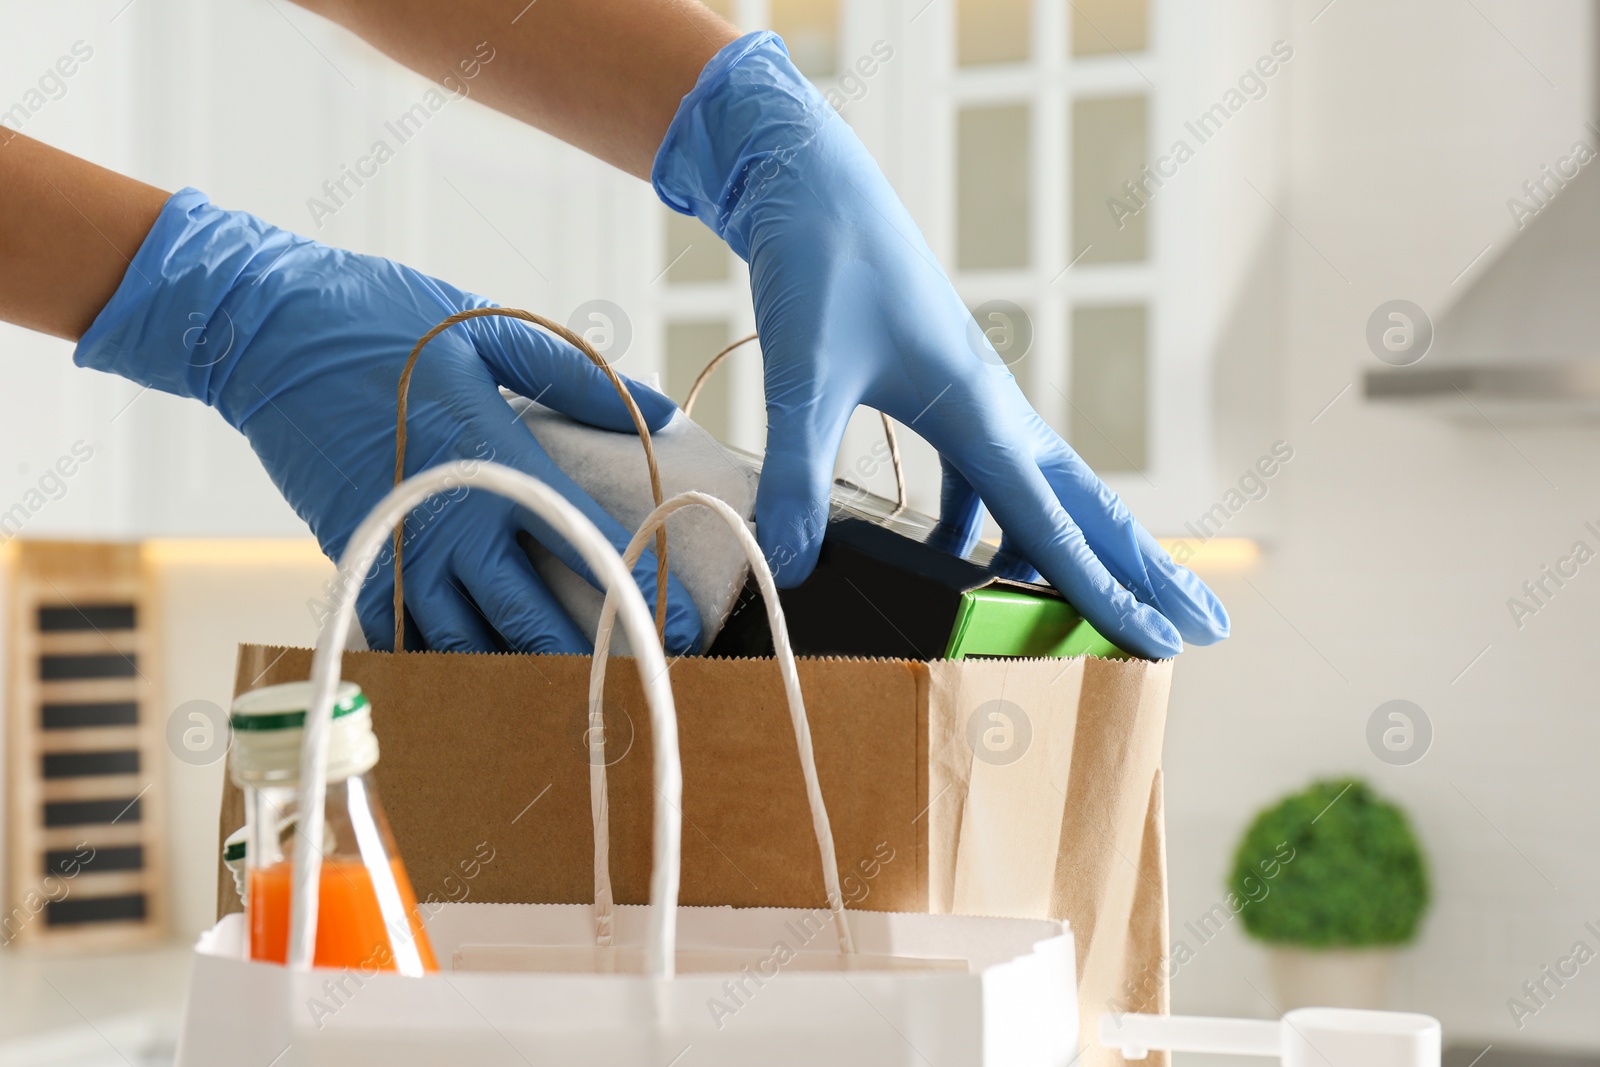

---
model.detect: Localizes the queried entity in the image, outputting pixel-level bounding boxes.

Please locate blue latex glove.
[654,33,1228,660]
[75,188,701,655]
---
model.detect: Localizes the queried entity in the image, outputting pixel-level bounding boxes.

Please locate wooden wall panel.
[4,542,165,949]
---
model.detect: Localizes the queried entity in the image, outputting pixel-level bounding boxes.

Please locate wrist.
[651,31,835,258]
[73,188,288,425]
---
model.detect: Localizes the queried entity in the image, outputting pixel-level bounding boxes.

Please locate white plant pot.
[1268,946,1393,1010]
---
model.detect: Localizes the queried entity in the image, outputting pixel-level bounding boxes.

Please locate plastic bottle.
[229,680,436,975]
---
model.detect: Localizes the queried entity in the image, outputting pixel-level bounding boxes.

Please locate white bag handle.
[587,491,856,956]
[290,461,684,979]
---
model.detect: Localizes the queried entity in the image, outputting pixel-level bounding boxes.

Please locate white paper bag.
[179,902,1076,1065]
[175,467,1081,1066]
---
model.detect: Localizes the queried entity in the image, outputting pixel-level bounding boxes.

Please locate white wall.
[0,3,302,540]
[148,543,333,939]
[1164,0,1600,1052]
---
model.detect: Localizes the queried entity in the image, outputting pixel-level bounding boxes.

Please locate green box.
[944,587,1128,661]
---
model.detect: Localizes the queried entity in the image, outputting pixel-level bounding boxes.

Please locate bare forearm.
[0,132,168,340]
[293,0,738,179]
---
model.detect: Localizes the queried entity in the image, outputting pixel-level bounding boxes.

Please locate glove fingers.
[354,558,435,652]
[940,432,1181,659]
[455,539,591,655]
[755,396,854,588]
[412,575,504,653]
[1039,446,1229,645]
[931,458,984,557]
[1131,525,1231,645]
[469,313,678,433]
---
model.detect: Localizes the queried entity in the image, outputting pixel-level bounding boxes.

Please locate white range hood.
[1366,122,1600,411]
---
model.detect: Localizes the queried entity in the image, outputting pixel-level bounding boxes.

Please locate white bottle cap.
[229,681,379,786]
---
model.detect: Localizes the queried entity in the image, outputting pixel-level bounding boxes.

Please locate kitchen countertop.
[0,942,190,1065]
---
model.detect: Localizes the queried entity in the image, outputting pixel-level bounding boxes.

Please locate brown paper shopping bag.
[216,309,1176,1066]
[221,648,1171,1065]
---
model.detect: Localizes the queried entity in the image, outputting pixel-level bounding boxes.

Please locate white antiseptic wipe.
[508,394,757,654]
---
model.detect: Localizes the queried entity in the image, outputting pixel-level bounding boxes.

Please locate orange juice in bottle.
[230,681,436,974]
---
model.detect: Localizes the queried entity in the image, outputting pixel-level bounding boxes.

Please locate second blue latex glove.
[655,33,1228,660]
[75,189,701,655]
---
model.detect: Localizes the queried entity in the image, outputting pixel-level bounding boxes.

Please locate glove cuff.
[73,187,285,424]
[651,31,834,260]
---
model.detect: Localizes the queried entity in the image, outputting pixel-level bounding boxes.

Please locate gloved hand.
[654,33,1227,659]
[75,188,701,655]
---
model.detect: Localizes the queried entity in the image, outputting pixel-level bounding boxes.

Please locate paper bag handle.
[587,491,857,956]
[391,307,669,652]
[290,461,685,980]
[684,333,907,511]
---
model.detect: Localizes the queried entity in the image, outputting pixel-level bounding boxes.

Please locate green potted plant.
[1229,777,1430,1009]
